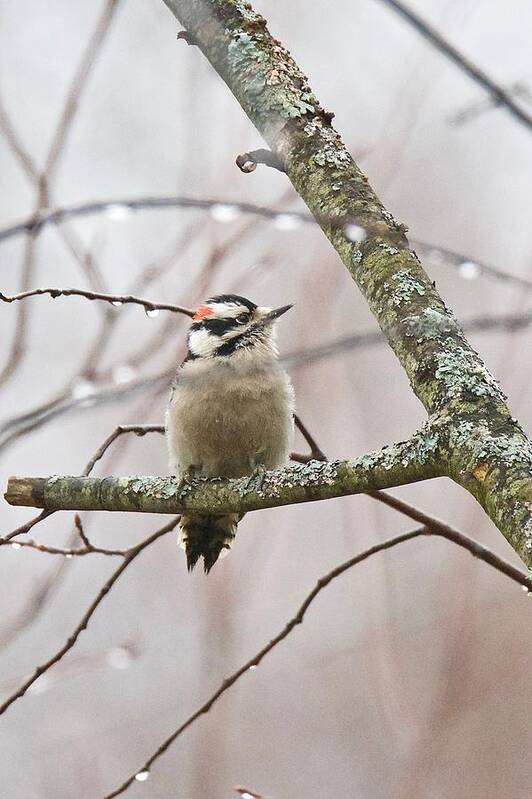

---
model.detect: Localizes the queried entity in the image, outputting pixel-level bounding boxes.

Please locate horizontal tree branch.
[4,433,444,514]
[0,196,529,292]
[0,287,193,317]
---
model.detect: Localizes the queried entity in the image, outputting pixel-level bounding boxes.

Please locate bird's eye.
[235,313,248,325]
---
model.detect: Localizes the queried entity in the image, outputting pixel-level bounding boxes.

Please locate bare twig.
[1,196,529,293]
[82,424,165,476]
[448,80,532,127]
[1,417,167,652]
[0,196,309,242]
[0,517,179,717]
[236,148,284,173]
[234,788,265,799]
[293,414,327,461]
[0,0,121,389]
[0,287,194,317]
[374,0,532,133]
[44,0,121,178]
[285,308,532,368]
[8,538,126,557]
[0,91,39,180]
[103,524,532,796]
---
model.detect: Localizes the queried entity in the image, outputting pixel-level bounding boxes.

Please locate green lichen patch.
[403,308,456,342]
[433,340,504,405]
[386,269,426,306]
[223,9,319,122]
[303,117,352,168]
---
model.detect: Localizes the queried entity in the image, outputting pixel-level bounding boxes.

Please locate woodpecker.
[165,294,294,572]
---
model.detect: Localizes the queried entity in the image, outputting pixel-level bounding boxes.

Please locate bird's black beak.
[261,304,293,324]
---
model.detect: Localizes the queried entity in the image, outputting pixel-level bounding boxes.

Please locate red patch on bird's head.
[193,305,215,321]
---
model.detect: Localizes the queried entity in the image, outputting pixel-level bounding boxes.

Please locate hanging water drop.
[135,770,150,782]
[273,213,301,231]
[145,307,160,318]
[112,364,136,385]
[105,204,132,221]
[209,203,240,223]
[458,261,480,280]
[71,378,96,400]
[106,646,134,670]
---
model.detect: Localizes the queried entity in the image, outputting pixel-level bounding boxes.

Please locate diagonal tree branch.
[374,0,532,134]
[102,524,532,796]
[157,0,532,567]
[0,517,179,717]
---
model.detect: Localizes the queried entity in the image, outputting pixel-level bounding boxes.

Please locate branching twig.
[8,539,126,557]
[0,0,121,389]
[374,0,532,133]
[82,424,166,476]
[0,517,179,717]
[103,524,532,796]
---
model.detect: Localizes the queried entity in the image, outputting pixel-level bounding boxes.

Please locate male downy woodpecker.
[165,294,294,572]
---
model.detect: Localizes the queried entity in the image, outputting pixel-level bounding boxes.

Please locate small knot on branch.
[177,30,197,46]
[315,106,335,124]
[236,149,284,174]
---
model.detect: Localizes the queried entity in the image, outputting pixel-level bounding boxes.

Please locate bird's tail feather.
[178,514,239,573]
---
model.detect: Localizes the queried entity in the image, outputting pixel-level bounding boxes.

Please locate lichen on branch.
[5,432,443,516]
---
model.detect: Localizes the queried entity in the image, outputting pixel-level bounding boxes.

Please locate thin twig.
[8,539,126,557]
[82,424,165,476]
[293,414,327,461]
[0,287,193,317]
[0,0,121,389]
[374,0,532,133]
[0,196,309,242]
[1,196,529,293]
[236,148,284,173]
[0,517,179,717]
[44,0,121,178]
[103,524,532,797]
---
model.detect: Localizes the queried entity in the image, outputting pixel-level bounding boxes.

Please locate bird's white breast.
[166,352,294,479]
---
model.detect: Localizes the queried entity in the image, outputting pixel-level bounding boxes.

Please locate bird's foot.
[246,463,268,494]
[176,465,200,494]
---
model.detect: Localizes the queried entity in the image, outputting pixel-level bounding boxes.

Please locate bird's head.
[186,294,292,361]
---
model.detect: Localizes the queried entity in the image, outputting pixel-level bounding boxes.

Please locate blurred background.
[1,1,532,796]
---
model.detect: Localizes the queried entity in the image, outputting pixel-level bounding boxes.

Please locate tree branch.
[1,195,529,293]
[0,517,178,717]
[103,524,532,796]
[374,0,532,134]
[0,288,193,317]
[159,0,532,567]
[5,429,444,515]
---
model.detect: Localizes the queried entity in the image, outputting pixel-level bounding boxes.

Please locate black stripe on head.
[189,317,240,335]
[206,294,257,312]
